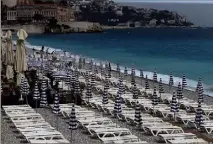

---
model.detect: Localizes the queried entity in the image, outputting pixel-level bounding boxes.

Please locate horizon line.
[117,1,213,4]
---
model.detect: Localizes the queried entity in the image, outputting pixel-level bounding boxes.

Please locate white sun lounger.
[27,135,70,144]
[168,138,208,144]
[158,133,197,143]
[144,125,184,136]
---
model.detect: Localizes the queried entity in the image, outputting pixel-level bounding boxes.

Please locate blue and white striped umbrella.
[198,86,204,103]
[196,78,204,93]
[114,92,122,115]
[118,81,125,95]
[195,101,203,128]
[102,87,108,105]
[131,75,135,86]
[104,76,110,90]
[153,69,158,82]
[89,60,93,73]
[70,73,76,90]
[140,69,144,78]
[74,68,79,79]
[40,79,48,107]
[124,66,128,77]
[21,78,30,96]
[131,65,135,77]
[132,84,138,99]
[177,82,183,100]
[152,87,159,106]
[101,65,105,76]
[145,75,150,90]
[69,105,77,130]
[90,73,96,87]
[182,74,187,89]
[116,63,120,74]
[94,63,98,74]
[74,79,81,96]
[159,78,164,95]
[53,91,60,114]
[85,71,89,82]
[170,92,179,113]
[134,101,142,126]
[33,81,40,100]
[85,81,92,100]
[169,72,174,88]
[108,64,111,79]
[118,74,123,83]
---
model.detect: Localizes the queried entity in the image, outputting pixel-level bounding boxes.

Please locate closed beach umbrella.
[33,81,40,110]
[90,73,95,87]
[94,63,98,74]
[74,79,81,104]
[108,64,111,78]
[145,75,150,91]
[101,64,105,76]
[195,101,203,129]
[15,29,28,86]
[170,92,179,121]
[177,82,183,100]
[118,81,125,95]
[53,92,60,114]
[182,74,187,89]
[40,79,48,107]
[118,74,123,83]
[159,78,164,97]
[102,87,108,105]
[152,87,159,106]
[198,85,204,103]
[124,66,128,78]
[132,84,138,99]
[153,69,158,82]
[78,57,82,69]
[131,75,135,87]
[85,81,92,101]
[70,73,76,91]
[114,93,122,116]
[152,87,159,114]
[139,69,143,86]
[89,60,93,73]
[5,30,14,79]
[104,76,110,90]
[134,101,142,126]
[85,71,89,82]
[196,78,204,93]
[20,77,29,104]
[116,63,120,78]
[69,105,78,141]
[131,65,135,77]
[169,72,174,90]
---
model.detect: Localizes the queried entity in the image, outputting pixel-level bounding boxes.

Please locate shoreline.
[23,44,213,98]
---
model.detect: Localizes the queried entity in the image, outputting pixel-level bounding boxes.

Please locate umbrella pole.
[70,130,73,143]
[56,114,59,131]
[35,100,37,113]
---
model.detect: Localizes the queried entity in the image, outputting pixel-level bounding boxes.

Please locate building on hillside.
[34,4,58,20]
[56,7,75,22]
[7,10,17,21]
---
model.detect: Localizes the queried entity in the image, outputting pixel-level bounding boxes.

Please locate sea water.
[13,28,213,96]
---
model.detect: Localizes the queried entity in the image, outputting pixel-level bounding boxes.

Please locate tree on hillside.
[47,18,58,28]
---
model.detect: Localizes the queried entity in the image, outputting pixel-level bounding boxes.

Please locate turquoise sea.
[16,28,213,95]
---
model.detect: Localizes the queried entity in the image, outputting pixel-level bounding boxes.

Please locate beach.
[2,28,213,144]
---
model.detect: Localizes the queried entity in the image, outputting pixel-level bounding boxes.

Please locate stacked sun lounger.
[2,105,70,144]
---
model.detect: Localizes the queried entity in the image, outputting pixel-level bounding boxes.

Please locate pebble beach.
[1,44,213,144]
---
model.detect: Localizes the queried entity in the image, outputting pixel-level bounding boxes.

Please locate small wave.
[20,40,213,97]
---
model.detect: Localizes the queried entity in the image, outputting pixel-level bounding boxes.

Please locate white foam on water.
[21,40,213,97]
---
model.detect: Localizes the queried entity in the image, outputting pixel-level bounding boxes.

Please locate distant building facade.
[7,10,17,20]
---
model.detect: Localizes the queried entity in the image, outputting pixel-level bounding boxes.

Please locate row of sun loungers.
[2,105,70,144]
[73,71,209,144]
[49,103,148,144]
